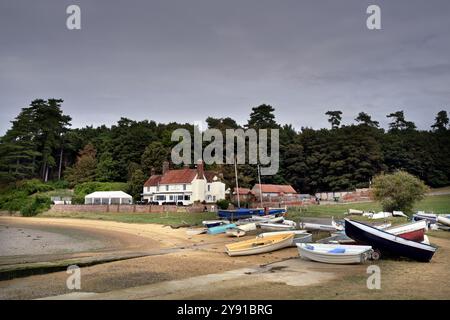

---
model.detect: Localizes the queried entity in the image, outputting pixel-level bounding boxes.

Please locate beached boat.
[413,212,437,223]
[257,230,311,246]
[225,233,294,256]
[369,212,392,220]
[316,233,355,244]
[207,223,237,235]
[218,208,287,220]
[347,209,364,215]
[186,228,207,236]
[259,220,296,231]
[299,219,343,232]
[202,220,229,228]
[226,228,246,237]
[392,211,408,218]
[437,215,450,227]
[297,243,373,264]
[344,219,437,262]
[250,215,284,223]
[385,220,427,242]
[237,222,257,232]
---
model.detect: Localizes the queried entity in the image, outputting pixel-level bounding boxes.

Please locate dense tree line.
[1,99,449,197]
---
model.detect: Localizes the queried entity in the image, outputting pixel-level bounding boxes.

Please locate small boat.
[437,215,450,227]
[225,233,294,256]
[347,209,364,215]
[259,221,296,231]
[299,219,343,232]
[392,211,408,218]
[251,215,284,223]
[369,212,392,220]
[226,228,246,237]
[202,220,229,228]
[186,228,207,236]
[257,230,311,246]
[413,212,437,223]
[297,243,373,264]
[207,223,237,235]
[344,219,437,262]
[218,208,287,220]
[237,223,257,232]
[385,220,427,242]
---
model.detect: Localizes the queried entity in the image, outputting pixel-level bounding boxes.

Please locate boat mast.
[257,164,263,208]
[234,156,240,208]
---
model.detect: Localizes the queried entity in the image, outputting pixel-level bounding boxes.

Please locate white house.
[142,160,226,205]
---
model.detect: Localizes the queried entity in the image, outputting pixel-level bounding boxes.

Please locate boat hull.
[207,223,237,235]
[385,220,427,242]
[218,208,286,220]
[226,234,293,256]
[297,243,373,264]
[344,219,436,262]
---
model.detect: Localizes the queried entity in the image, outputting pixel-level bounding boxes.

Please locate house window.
[169,195,174,201]
[207,185,211,192]
[166,185,169,191]
[183,184,186,190]
[184,195,190,201]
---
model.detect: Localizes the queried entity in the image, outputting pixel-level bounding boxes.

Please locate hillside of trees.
[1,99,449,198]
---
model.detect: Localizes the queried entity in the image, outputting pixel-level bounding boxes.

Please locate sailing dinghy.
[344,219,437,262]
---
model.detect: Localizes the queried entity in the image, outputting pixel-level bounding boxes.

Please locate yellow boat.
[225,233,294,256]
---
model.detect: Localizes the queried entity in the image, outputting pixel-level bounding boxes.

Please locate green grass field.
[38,194,450,226]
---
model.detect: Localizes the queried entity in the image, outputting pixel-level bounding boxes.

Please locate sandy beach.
[0,216,449,300]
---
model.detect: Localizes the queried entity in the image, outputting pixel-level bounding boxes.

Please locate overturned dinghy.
[437,215,450,227]
[299,219,343,232]
[344,219,437,262]
[207,223,237,235]
[225,233,294,256]
[297,243,373,264]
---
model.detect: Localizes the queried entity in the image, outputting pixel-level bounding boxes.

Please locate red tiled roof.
[253,184,297,194]
[144,169,220,186]
[144,175,162,187]
[233,188,253,195]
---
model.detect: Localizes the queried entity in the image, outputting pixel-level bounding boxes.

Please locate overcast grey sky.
[1,0,449,134]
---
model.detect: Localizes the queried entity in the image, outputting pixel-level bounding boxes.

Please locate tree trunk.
[58,146,64,180]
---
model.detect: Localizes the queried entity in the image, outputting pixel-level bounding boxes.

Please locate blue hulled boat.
[217,208,286,220]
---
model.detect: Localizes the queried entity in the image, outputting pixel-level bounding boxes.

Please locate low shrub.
[216,199,230,210]
[20,195,52,217]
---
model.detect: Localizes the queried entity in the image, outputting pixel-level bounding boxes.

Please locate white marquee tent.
[85,191,133,205]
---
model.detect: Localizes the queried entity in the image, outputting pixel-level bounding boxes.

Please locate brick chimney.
[196,159,204,179]
[150,167,155,176]
[162,161,169,175]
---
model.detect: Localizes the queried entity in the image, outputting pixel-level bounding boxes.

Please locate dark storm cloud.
[0,0,449,134]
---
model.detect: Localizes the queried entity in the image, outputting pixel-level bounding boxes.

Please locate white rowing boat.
[257,230,310,246]
[237,222,257,232]
[225,228,246,237]
[437,215,450,227]
[297,243,373,264]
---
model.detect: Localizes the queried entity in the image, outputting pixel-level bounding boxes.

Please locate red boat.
[385,220,427,242]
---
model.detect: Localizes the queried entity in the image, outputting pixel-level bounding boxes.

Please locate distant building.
[252,184,298,200]
[232,187,255,202]
[85,191,133,205]
[142,160,226,205]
